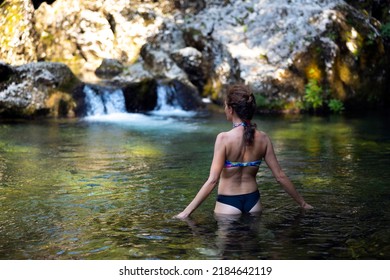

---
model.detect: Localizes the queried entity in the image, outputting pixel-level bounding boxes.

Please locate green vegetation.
[252,78,345,114]
[245,6,254,13]
[328,98,345,113]
[253,93,268,109]
[325,31,337,41]
[304,79,323,110]
[258,53,269,63]
[253,92,286,111]
[380,22,390,38]
[302,78,345,114]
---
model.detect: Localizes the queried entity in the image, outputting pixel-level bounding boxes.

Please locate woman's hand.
[301,202,314,210]
[173,211,190,220]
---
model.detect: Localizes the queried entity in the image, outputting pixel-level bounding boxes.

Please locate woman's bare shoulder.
[256,130,270,140]
[217,131,229,137]
[216,131,229,142]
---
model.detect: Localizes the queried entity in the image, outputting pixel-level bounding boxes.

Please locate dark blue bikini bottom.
[217,190,260,213]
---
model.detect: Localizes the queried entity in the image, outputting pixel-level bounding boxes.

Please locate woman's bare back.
[218,127,268,195]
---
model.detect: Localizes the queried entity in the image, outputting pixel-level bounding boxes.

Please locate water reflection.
[213,214,267,259]
[0,114,389,259]
[176,210,317,260]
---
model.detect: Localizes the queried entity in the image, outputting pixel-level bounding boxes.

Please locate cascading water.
[155,83,178,112]
[151,83,196,117]
[84,85,126,116]
[83,83,195,118]
[83,83,197,130]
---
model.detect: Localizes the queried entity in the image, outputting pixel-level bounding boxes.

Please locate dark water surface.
[0,112,389,259]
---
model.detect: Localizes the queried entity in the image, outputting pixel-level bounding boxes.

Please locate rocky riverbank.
[1,0,389,117]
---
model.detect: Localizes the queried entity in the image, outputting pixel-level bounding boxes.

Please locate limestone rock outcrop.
[0,0,389,117]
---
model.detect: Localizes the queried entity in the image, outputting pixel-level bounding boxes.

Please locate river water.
[0,111,389,260]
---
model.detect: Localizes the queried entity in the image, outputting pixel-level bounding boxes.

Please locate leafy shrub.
[328,99,345,113]
[304,79,323,109]
[381,22,390,38]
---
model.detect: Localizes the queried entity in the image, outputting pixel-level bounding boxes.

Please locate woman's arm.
[175,133,227,219]
[263,134,313,210]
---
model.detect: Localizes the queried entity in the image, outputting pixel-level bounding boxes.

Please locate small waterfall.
[152,83,196,117]
[154,83,179,112]
[84,85,126,116]
[83,82,195,118]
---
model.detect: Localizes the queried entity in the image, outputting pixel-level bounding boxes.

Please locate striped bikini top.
[224,159,262,168]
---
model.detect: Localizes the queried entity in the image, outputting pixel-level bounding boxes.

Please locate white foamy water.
[150,83,197,117]
[84,112,198,132]
[82,83,198,128]
[84,85,127,116]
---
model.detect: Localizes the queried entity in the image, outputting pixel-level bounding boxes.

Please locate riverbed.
[0,112,389,259]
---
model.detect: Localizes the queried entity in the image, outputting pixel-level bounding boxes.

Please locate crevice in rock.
[31,0,56,10]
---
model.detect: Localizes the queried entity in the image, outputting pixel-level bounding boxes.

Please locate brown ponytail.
[226,84,257,145]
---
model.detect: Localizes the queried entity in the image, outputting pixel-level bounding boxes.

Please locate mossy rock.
[122,79,158,112]
[95,58,124,78]
[166,79,204,110]
[0,61,81,118]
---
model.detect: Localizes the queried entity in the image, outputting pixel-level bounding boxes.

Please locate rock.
[122,79,158,113]
[0,62,81,117]
[95,58,124,78]
[167,79,204,111]
[0,61,14,83]
[16,62,81,91]
[173,0,206,14]
[133,22,241,102]
[0,0,38,65]
[171,47,203,70]
[170,47,205,93]
[1,0,389,114]
[71,84,89,117]
[31,1,56,10]
[139,26,188,82]
[31,0,167,77]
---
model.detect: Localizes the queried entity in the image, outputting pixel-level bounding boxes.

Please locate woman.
[175,84,313,219]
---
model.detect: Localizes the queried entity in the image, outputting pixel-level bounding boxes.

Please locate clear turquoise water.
[0,112,389,259]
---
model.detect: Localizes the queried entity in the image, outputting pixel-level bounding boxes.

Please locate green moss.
[203,78,222,101]
[49,55,85,76]
[258,53,269,63]
[40,31,56,44]
[0,1,25,48]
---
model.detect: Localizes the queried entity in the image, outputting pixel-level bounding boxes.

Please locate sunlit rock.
[0,62,81,117]
[0,0,388,115]
[95,58,124,79]
[0,0,38,65]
